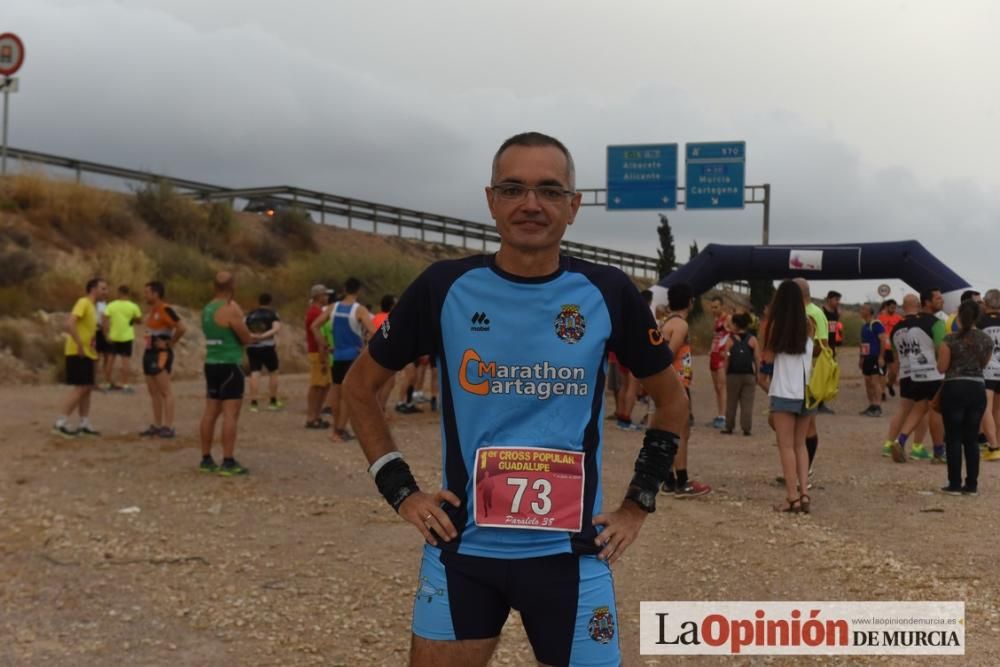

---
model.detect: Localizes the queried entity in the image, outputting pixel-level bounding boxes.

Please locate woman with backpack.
[937,299,993,496]
[760,280,816,513]
[722,312,759,436]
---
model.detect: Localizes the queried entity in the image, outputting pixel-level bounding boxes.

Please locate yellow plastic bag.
[806,345,839,409]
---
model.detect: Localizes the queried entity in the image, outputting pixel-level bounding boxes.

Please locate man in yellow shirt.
[104,285,143,392]
[53,277,108,438]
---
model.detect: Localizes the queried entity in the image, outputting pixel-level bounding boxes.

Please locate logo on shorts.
[380,319,391,340]
[588,606,615,644]
[554,305,586,344]
[471,311,491,332]
[414,576,444,603]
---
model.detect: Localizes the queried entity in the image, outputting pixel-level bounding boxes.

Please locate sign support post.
[0,33,26,176]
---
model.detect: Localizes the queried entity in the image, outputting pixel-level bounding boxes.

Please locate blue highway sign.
[685,141,745,209]
[606,144,678,210]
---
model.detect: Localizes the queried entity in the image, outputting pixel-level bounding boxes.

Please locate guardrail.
[4,146,752,291]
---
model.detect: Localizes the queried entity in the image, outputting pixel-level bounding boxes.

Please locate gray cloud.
[7,0,999,300]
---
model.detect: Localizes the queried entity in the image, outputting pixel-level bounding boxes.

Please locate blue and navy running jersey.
[332,302,364,361]
[368,254,672,559]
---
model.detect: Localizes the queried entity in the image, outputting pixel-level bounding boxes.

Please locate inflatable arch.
[653,240,971,312]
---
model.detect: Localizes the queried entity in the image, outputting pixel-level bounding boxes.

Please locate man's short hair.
[984,289,1000,310]
[492,132,576,189]
[380,294,396,313]
[259,293,272,306]
[826,290,842,300]
[731,312,751,330]
[345,277,362,294]
[117,285,130,296]
[146,281,165,298]
[86,277,104,293]
[960,289,980,303]
[640,289,653,305]
[919,287,941,307]
[668,283,694,311]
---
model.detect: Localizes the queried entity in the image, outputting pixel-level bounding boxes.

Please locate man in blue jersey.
[312,277,375,441]
[345,132,689,667]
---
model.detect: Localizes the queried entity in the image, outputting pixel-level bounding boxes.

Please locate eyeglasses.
[490,182,575,203]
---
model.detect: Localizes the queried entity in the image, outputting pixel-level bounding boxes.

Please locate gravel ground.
[2,350,998,666]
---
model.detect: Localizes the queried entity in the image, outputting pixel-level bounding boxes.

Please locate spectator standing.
[722,312,759,436]
[104,285,142,392]
[937,300,993,495]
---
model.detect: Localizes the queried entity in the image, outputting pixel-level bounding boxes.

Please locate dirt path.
[2,351,998,665]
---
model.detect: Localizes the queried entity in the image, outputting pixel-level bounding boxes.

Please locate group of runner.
[46,130,999,666]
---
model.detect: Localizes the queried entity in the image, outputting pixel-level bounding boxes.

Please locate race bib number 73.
[473,446,585,532]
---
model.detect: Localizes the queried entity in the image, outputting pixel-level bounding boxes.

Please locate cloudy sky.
[6,0,999,301]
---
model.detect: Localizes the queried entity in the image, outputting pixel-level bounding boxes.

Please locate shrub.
[0,226,31,248]
[0,249,40,286]
[149,242,214,282]
[0,286,34,316]
[134,181,230,255]
[240,235,287,267]
[22,336,64,370]
[0,323,26,357]
[269,208,316,251]
[9,172,48,210]
[97,243,158,293]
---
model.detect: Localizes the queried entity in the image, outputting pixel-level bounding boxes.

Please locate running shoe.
[881,440,893,457]
[121,385,135,395]
[249,402,259,413]
[266,400,285,411]
[616,420,642,432]
[675,480,712,498]
[869,406,883,417]
[395,402,421,414]
[305,419,330,429]
[140,424,160,437]
[720,428,734,434]
[962,487,978,496]
[199,458,220,473]
[887,384,896,397]
[157,427,176,439]
[51,424,78,439]
[217,460,249,476]
[320,406,333,416]
[77,425,101,437]
[910,443,931,461]
[890,441,907,463]
[661,476,676,494]
[710,416,725,429]
[931,454,947,465]
[817,404,835,415]
[940,486,962,496]
[983,448,1000,462]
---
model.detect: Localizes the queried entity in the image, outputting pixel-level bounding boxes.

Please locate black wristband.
[627,429,681,512]
[374,458,420,512]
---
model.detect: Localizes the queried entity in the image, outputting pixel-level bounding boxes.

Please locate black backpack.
[728,333,756,374]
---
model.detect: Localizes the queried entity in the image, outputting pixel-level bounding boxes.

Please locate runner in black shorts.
[245,293,283,412]
[199,272,253,476]
[344,133,689,667]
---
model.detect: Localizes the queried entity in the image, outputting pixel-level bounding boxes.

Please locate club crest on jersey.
[588,606,615,644]
[554,304,586,344]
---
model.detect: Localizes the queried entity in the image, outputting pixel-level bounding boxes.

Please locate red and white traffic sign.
[0,33,25,77]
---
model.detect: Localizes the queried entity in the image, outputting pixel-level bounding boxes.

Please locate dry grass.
[97,243,158,295]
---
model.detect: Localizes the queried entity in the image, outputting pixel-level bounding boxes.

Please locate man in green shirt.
[199,271,253,476]
[53,277,108,438]
[104,285,143,392]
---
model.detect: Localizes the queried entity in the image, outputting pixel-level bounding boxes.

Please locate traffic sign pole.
[0,33,26,176]
[2,78,10,176]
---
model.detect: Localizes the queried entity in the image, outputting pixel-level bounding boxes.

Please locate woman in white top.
[761,280,816,513]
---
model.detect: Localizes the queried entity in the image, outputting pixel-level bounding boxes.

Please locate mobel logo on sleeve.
[473,446,585,532]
